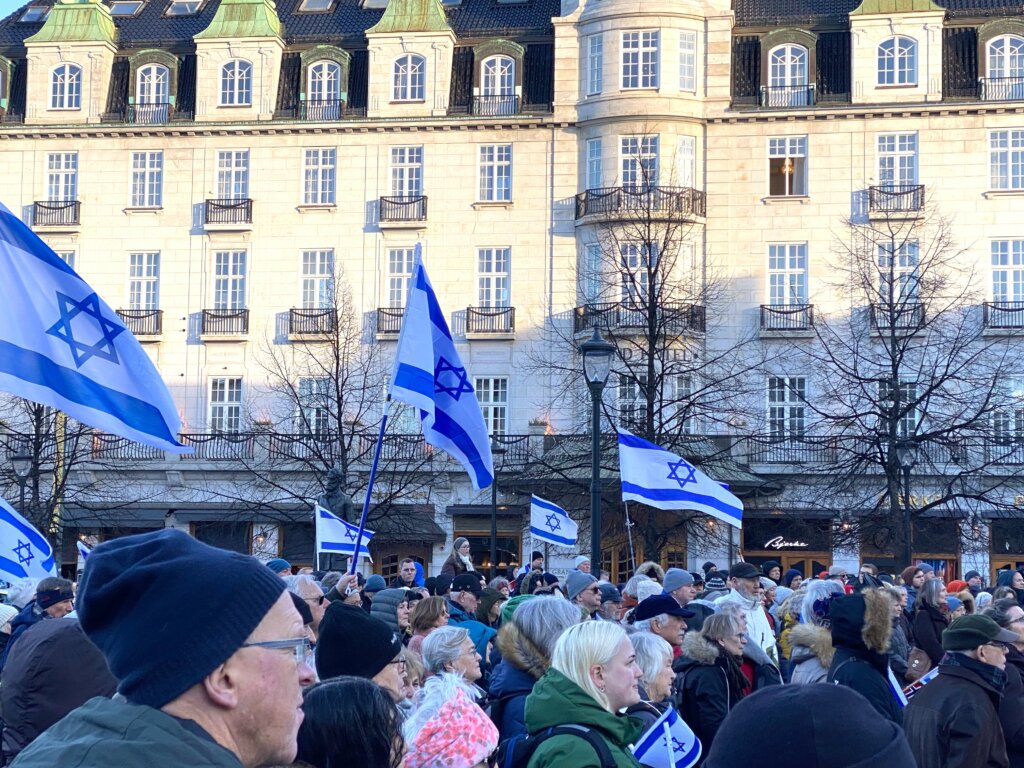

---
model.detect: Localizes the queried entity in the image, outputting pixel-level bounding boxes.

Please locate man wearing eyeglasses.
[566,571,602,619]
[904,614,1019,768]
[289,575,328,641]
[10,528,315,768]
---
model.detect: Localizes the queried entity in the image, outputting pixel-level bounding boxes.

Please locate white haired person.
[624,632,676,730]
[787,578,844,684]
[522,621,645,768]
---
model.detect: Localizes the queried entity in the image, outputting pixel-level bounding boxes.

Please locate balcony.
[288,308,337,337]
[466,306,515,337]
[747,436,837,464]
[179,432,256,461]
[980,76,1024,102]
[90,433,165,462]
[33,200,80,228]
[471,95,519,116]
[126,103,170,124]
[760,304,814,333]
[379,195,427,225]
[268,432,342,462]
[868,185,924,215]
[573,301,705,335]
[984,301,1024,331]
[376,307,404,337]
[575,186,705,222]
[116,309,163,337]
[300,99,345,121]
[870,302,925,332]
[201,309,249,337]
[204,198,253,228]
[759,84,815,108]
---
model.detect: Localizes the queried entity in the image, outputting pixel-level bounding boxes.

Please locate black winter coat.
[913,602,949,667]
[828,647,903,725]
[672,633,744,764]
[903,657,1008,768]
[1001,647,1024,768]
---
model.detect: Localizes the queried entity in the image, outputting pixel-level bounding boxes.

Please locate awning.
[369,508,446,544]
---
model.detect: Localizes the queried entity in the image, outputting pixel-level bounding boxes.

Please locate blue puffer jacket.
[488,659,536,741]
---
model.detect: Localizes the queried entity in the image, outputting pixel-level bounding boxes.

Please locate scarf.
[459,554,475,572]
[943,651,1008,694]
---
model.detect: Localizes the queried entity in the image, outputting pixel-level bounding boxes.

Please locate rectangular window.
[216,150,249,200]
[302,148,336,205]
[297,377,330,437]
[768,136,807,196]
[130,151,163,207]
[477,247,511,307]
[387,248,416,307]
[583,243,603,302]
[54,251,75,269]
[128,251,160,310]
[46,152,77,201]
[878,133,917,187]
[620,242,654,304]
[990,129,1024,190]
[475,377,508,435]
[479,144,513,202]
[621,30,659,89]
[301,249,334,309]
[675,135,694,187]
[878,241,919,302]
[621,135,659,188]
[669,373,694,434]
[618,374,647,430]
[213,250,246,310]
[587,34,603,95]
[586,138,602,190]
[209,377,243,433]
[390,146,424,197]
[992,240,1024,302]
[679,30,697,92]
[767,376,806,439]
[994,376,1024,443]
[768,243,808,306]
[878,380,918,438]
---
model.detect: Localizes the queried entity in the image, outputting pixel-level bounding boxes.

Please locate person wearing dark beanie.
[316,602,405,702]
[10,529,316,768]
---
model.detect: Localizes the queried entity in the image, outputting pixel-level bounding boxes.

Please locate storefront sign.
[764,535,809,550]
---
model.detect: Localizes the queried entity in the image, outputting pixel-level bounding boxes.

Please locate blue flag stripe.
[0,556,28,580]
[0,503,53,559]
[529,526,577,546]
[531,496,566,516]
[621,481,743,525]
[393,363,434,400]
[416,267,453,342]
[430,406,493,488]
[0,208,76,276]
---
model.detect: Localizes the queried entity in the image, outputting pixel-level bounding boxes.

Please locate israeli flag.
[76,539,92,561]
[0,203,186,453]
[389,244,493,490]
[0,496,57,581]
[631,706,701,768]
[618,430,743,528]
[314,504,373,560]
[530,495,578,546]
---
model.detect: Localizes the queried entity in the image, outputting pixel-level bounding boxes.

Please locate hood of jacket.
[524,668,645,747]
[830,588,892,655]
[369,589,405,635]
[488,658,536,702]
[9,602,42,635]
[634,561,666,583]
[787,624,834,668]
[496,620,549,680]
[677,630,722,667]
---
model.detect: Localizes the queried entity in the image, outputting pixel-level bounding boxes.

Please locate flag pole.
[624,500,637,576]
[347,397,391,576]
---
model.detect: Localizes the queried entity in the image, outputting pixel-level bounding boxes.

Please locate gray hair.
[801,579,845,626]
[282,574,321,597]
[982,597,1022,629]
[421,625,470,675]
[320,572,342,592]
[630,631,672,688]
[702,612,744,643]
[633,614,672,633]
[915,577,945,611]
[976,591,994,610]
[623,574,653,598]
[509,596,582,657]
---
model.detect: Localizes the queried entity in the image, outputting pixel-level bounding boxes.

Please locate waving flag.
[529,495,578,546]
[315,503,373,560]
[0,496,57,581]
[618,430,743,528]
[389,244,493,489]
[631,706,701,768]
[0,203,186,452]
[76,539,92,561]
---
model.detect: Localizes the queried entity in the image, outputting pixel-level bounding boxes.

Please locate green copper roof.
[25,0,116,45]
[367,0,451,35]
[850,0,942,15]
[194,0,283,40]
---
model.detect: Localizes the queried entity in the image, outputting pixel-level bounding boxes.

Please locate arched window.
[479,55,516,115]
[135,64,169,123]
[50,63,82,110]
[878,36,916,86]
[392,54,425,102]
[307,60,342,119]
[986,35,1024,100]
[767,44,808,106]
[220,59,252,106]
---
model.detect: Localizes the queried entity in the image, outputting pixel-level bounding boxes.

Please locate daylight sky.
[0,0,25,20]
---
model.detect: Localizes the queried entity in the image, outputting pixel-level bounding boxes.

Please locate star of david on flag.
[314,503,373,560]
[0,495,57,581]
[630,706,702,768]
[0,202,187,453]
[618,430,743,528]
[529,495,578,547]
[389,244,493,490]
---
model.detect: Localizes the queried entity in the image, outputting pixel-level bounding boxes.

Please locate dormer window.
[878,36,916,87]
[50,64,82,110]
[393,54,425,102]
[19,6,48,22]
[136,64,170,122]
[308,60,342,118]
[220,60,252,106]
[165,0,201,15]
[987,35,1024,100]
[110,1,144,15]
[767,44,808,106]
[480,55,515,114]
[298,0,333,11]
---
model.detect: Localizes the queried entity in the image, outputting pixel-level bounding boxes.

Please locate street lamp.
[581,327,615,570]
[11,451,32,514]
[896,439,919,568]
[489,438,506,580]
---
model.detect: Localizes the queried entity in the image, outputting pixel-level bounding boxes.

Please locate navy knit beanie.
[77,529,286,709]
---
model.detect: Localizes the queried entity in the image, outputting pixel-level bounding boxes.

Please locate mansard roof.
[734,0,1024,28]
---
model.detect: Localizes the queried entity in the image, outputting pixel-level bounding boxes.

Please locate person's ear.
[590,663,606,692]
[202,661,241,709]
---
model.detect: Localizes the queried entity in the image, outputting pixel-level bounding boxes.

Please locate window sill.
[875,84,918,90]
[217,104,254,109]
[47,107,82,112]
[472,201,513,209]
[983,190,1024,199]
[762,195,809,205]
[124,206,163,214]
[618,87,661,94]
[390,100,426,105]
[297,204,337,212]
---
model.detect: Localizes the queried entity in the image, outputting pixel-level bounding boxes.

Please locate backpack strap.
[535,725,618,768]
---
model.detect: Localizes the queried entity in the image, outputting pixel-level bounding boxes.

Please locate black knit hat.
[316,602,404,680]
[77,529,286,709]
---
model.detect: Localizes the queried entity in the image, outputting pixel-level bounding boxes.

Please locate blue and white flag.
[0,202,186,453]
[76,539,91,561]
[631,706,701,768]
[888,666,909,707]
[0,496,57,581]
[314,503,373,560]
[618,430,743,528]
[389,244,493,490]
[529,495,578,546]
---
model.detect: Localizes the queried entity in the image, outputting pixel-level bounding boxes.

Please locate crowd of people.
[0,532,1022,767]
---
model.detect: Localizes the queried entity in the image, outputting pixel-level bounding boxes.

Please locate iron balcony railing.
[380,195,427,222]
[985,438,1024,465]
[376,307,404,335]
[127,103,170,124]
[33,200,80,226]
[466,306,515,334]
[759,84,815,108]
[870,302,925,331]
[984,301,1024,329]
[760,304,814,331]
[201,309,249,335]
[747,436,837,464]
[178,433,256,460]
[289,308,337,335]
[868,185,924,213]
[575,186,705,219]
[980,76,1024,102]
[116,309,163,335]
[205,198,253,225]
[471,95,519,115]
[300,99,345,121]
[573,301,705,334]
[90,433,164,461]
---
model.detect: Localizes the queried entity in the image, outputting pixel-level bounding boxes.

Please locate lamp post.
[11,451,32,515]
[489,439,506,580]
[896,440,919,568]
[581,327,615,569]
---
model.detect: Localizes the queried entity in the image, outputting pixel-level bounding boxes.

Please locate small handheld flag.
[0,496,57,581]
[529,495,578,547]
[315,503,373,560]
[631,706,702,768]
[617,430,743,528]
[76,539,91,561]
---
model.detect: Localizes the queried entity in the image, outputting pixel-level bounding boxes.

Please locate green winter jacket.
[10,696,244,768]
[523,668,645,768]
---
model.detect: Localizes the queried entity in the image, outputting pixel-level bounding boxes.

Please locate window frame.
[877,36,917,87]
[212,250,247,311]
[392,54,426,102]
[128,251,161,311]
[586,137,602,190]
[130,151,163,208]
[46,152,78,202]
[767,376,807,440]
[877,132,918,187]
[475,377,508,435]
[767,243,808,306]
[478,144,513,202]
[302,148,337,206]
[992,240,1024,302]
[219,59,253,107]
[209,377,243,434]
[679,30,697,92]
[301,249,335,309]
[390,146,424,198]
[620,135,659,189]
[587,34,603,96]
[50,63,82,111]
[621,30,660,90]
[386,248,416,308]
[297,377,331,437]
[216,150,250,200]
[990,129,1024,191]
[767,136,808,197]
[477,247,511,308]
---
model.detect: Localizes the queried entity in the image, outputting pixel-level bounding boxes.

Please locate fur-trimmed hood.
[787,624,835,668]
[678,629,723,666]
[830,588,893,654]
[635,561,666,583]
[495,620,550,680]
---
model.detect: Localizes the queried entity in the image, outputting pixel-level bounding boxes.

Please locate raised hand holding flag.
[631,706,702,768]
[314,503,373,561]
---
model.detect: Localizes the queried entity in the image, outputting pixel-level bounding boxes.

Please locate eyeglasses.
[303,595,326,606]
[985,642,1009,653]
[388,657,408,670]
[240,637,312,665]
